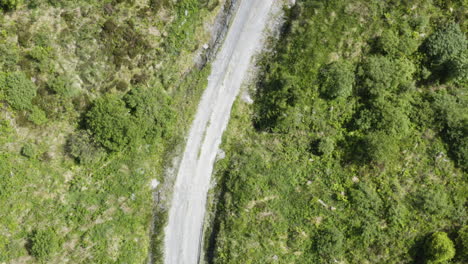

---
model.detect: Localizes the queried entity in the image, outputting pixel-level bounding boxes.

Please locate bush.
[364,131,399,164]
[47,75,76,98]
[28,106,48,125]
[315,226,344,260]
[424,232,455,264]
[0,71,37,110]
[318,137,335,156]
[67,130,105,164]
[425,22,467,65]
[29,229,61,261]
[86,95,134,151]
[359,56,415,98]
[319,61,354,99]
[21,143,37,158]
[124,85,175,143]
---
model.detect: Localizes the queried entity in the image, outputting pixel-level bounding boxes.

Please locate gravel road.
[163,0,276,263]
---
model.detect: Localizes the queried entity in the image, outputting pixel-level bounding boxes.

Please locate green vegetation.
[424,232,456,264]
[29,229,61,261]
[0,0,220,263]
[208,0,467,263]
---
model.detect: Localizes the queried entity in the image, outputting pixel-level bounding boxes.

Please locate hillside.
[208,0,467,263]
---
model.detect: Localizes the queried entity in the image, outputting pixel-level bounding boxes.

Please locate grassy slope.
[210,0,467,263]
[0,0,220,263]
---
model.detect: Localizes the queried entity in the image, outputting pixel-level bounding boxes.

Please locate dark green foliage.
[317,137,335,156]
[315,227,344,260]
[424,22,467,83]
[124,85,175,143]
[67,130,105,164]
[424,232,455,264]
[29,229,61,261]
[319,61,354,99]
[425,23,466,65]
[0,71,37,110]
[359,56,415,98]
[364,131,399,164]
[457,226,468,260]
[21,143,37,158]
[0,0,22,10]
[85,95,133,151]
[47,75,76,98]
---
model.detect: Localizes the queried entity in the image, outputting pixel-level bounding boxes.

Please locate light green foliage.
[29,229,61,261]
[425,232,456,264]
[28,106,48,125]
[319,61,354,99]
[0,71,37,110]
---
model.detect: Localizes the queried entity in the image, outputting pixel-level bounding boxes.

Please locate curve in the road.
[163,0,276,263]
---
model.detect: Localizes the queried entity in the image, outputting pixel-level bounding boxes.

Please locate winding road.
[163,0,277,263]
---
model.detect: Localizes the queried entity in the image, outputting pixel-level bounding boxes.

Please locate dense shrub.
[318,137,335,156]
[315,227,344,260]
[29,229,61,261]
[85,95,134,151]
[123,85,175,143]
[47,75,76,98]
[424,232,455,264]
[425,22,467,65]
[0,71,37,110]
[67,130,105,164]
[457,226,468,260]
[359,56,415,98]
[28,106,48,125]
[319,61,354,99]
[364,131,399,164]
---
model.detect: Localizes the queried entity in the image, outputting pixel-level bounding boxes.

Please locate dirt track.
[163,0,277,263]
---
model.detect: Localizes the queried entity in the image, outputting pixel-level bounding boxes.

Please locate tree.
[319,61,354,99]
[424,232,455,264]
[29,229,61,261]
[85,95,134,151]
[0,71,37,110]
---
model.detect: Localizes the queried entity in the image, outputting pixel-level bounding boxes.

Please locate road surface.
[163,0,276,263]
